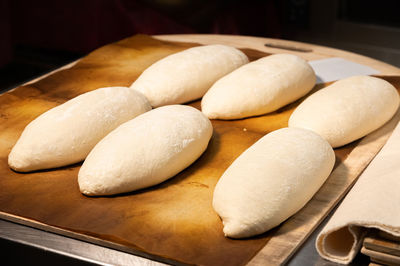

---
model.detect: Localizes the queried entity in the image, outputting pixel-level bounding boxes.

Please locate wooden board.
[361,247,400,265]
[0,34,399,265]
[155,34,400,76]
[363,230,400,257]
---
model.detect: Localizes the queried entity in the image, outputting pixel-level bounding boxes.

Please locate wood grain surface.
[0,34,399,265]
[155,34,400,76]
[363,230,400,257]
[361,247,400,265]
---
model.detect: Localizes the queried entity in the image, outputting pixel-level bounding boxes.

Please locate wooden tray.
[0,35,399,265]
[362,229,400,263]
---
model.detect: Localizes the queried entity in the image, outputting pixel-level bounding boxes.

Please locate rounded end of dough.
[78,171,104,196]
[78,187,97,197]
[78,163,118,196]
[78,171,138,196]
[8,152,23,172]
[222,221,252,239]
[222,221,245,238]
[222,219,275,239]
[201,99,218,120]
[78,186,94,196]
[8,147,35,172]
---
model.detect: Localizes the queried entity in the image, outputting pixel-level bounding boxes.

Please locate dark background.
[1,0,400,93]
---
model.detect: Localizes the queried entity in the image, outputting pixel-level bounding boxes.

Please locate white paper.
[309,57,380,84]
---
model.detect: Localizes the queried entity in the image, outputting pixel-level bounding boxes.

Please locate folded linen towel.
[316,120,400,264]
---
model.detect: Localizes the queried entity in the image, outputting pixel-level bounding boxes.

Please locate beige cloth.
[316,121,400,264]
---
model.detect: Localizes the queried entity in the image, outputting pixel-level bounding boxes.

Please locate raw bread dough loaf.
[213,127,335,238]
[130,45,248,107]
[78,105,213,196]
[289,75,400,147]
[8,87,151,172]
[201,54,316,119]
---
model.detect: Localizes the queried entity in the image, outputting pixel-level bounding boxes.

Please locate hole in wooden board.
[264,42,313,53]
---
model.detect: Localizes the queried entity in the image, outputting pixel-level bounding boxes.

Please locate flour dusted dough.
[201,54,316,119]
[78,105,213,196]
[213,127,335,238]
[289,75,400,147]
[8,87,151,172]
[130,45,248,107]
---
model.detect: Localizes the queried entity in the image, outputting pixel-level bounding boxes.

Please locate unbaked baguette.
[289,75,400,147]
[201,54,316,119]
[8,87,151,172]
[78,105,213,196]
[130,45,249,107]
[213,127,335,238]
